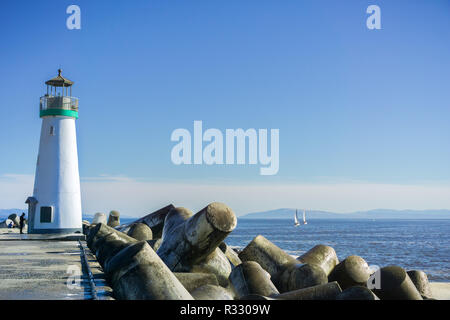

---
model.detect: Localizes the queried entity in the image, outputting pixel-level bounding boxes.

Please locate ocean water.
[226,219,450,282]
[119,217,449,281]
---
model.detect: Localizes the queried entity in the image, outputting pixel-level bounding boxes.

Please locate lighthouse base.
[28,227,82,235]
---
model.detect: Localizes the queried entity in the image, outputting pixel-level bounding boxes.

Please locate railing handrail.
[40,95,79,112]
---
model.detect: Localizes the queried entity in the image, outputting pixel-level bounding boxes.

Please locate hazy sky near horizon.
[0,1,449,216]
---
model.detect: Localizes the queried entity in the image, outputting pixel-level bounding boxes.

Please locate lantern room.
[40,69,79,119]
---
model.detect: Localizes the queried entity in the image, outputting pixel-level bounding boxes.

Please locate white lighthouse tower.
[26,69,82,234]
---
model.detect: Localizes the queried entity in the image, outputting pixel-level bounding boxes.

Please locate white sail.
[294,209,299,226]
[303,209,307,224]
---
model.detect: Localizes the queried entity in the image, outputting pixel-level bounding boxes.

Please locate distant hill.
[240,208,450,220]
[0,209,26,220]
[3,208,450,221]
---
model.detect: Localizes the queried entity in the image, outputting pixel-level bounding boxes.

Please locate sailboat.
[294,209,300,226]
[303,209,307,225]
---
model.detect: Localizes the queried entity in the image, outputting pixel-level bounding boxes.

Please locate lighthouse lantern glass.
[40,70,79,117]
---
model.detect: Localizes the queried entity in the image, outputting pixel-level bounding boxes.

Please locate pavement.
[0,231,113,300]
[429,282,450,300]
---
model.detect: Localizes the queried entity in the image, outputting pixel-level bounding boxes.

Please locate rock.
[174,272,219,293]
[297,244,338,276]
[272,281,342,300]
[407,270,433,298]
[336,286,379,300]
[92,212,107,225]
[106,241,193,300]
[229,261,279,298]
[328,255,371,290]
[238,235,326,292]
[107,210,120,228]
[127,223,153,241]
[157,202,237,271]
[372,266,423,300]
[191,285,234,300]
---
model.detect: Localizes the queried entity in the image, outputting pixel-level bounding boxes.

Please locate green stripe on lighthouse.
[40,109,79,119]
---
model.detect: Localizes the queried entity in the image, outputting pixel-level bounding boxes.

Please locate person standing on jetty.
[19,213,26,234]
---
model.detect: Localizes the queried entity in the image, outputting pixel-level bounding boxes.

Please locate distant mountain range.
[0,210,137,223]
[240,208,450,220]
[3,208,450,221]
[0,209,25,219]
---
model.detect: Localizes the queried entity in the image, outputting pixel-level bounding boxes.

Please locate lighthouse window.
[40,206,53,223]
[50,126,55,136]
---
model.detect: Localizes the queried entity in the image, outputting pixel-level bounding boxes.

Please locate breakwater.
[84,203,444,300]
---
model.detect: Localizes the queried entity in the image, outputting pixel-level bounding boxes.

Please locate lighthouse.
[26,70,82,234]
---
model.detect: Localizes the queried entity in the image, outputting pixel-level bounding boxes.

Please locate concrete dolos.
[229,261,279,298]
[107,210,120,228]
[87,223,137,253]
[8,214,20,227]
[238,235,293,277]
[162,207,193,239]
[0,219,13,228]
[91,212,107,225]
[82,220,90,235]
[328,255,371,289]
[174,272,219,293]
[125,204,174,239]
[239,295,275,300]
[272,282,342,300]
[190,248,232,287]
[336,286,379,300]
[219,242,242,267]
[95,237,131,269]
[106,241,194,300]
[191,285,234,300]
[238,235,327,292]
[127,223,153,241]
[372,265,423,300]
[147,238,162,251]
[297,244,339,276]
[157,202,237,271]
[407,270,433,298]
[276,263,328,292]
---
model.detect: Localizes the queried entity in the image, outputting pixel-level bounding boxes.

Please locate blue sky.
[0,1,449,215]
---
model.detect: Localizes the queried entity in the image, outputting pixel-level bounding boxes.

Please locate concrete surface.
[430,282,450,300]
[0,236,112,300]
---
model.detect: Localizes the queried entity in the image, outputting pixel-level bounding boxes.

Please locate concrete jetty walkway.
[0,230,113,300]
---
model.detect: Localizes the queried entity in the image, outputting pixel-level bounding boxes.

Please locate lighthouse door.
[25,197,38,232]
